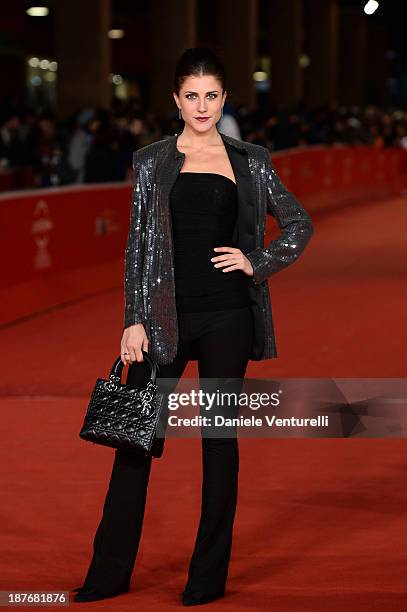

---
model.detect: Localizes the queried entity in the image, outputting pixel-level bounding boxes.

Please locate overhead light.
[253,71,268,82]
[26,6,49,17]
[364,1,379,15]
[299,53,310,68]
[108,29,125,39]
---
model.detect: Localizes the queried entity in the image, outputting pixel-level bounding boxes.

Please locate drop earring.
[178,107,182,120]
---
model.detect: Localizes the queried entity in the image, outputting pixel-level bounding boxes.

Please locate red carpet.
[1,194,407,610]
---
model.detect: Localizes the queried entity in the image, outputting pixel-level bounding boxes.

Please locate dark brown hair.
[173,47,226,96]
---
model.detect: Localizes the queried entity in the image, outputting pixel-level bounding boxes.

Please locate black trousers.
[80,305,254,595]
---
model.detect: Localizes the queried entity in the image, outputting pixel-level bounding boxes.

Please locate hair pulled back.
[174,47,226,96]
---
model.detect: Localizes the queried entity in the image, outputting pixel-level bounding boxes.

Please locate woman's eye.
[186,94,217,100]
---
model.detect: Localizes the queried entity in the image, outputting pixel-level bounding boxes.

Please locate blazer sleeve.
[123,151,147,329]
[245,146,314,286]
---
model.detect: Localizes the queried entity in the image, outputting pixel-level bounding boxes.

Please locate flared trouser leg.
[182,306,254,596]
[182,436,239,595]
[81,448,153,591]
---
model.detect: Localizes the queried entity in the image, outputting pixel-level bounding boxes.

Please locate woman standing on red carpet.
[73,47,314,605]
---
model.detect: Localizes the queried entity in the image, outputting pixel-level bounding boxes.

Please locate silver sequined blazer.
[124,131,314,366]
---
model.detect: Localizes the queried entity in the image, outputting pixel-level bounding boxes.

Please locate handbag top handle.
[110,351,160,385]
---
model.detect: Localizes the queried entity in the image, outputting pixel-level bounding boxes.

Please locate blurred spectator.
[66,107,94,183]
[0,113,26,169]
[110,112,142,181]
[31,112,66,187]
[218,101,242,140]
[83,109,117,183]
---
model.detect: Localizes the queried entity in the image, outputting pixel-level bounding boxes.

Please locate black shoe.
[180,587,225,606]
[72,585,129,603]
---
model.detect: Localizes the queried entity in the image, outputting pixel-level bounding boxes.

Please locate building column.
[54,0,111,118]
[216,0,258,110]
[0,1,25,109]
[304,0,338,108]
[338,7,367,106]
[366,22,388,105]
[151,0,197,119]
[268,0,303,109]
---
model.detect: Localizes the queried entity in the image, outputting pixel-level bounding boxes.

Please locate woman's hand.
[121,324,149,365]
[210,246,254,277]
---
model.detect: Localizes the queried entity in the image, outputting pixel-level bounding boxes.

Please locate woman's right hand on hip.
[121,324,149,365]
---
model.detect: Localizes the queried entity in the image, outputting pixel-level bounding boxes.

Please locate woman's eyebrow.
[184,90,220,94]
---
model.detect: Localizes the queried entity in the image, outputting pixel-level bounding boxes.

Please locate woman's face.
[173,74,226,132]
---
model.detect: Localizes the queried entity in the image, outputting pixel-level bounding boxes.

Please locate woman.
[73,47,314,605]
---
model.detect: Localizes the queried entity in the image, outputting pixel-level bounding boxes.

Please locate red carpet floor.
[1,194,407,610]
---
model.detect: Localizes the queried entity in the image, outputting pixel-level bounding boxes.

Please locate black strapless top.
[169,172,251,312]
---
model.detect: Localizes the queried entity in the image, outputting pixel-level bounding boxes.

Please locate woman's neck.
[176,126,222,149]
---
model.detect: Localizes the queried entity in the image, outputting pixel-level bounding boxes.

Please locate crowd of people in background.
[1,99,407,191]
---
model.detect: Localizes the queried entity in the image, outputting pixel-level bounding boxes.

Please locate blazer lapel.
[221,137,256,254]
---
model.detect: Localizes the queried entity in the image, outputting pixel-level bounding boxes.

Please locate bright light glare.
[253,71,268,82]
[364,1,379,15]
[26,6,49,17]
[299,54,310,68]
[108,29,125,39]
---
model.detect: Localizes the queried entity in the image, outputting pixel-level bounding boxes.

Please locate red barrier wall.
[0,183,131,326]
[1,146,406,326]
[272,145,407,213]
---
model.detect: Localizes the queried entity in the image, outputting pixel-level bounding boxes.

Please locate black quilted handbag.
[79,351,165,456]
